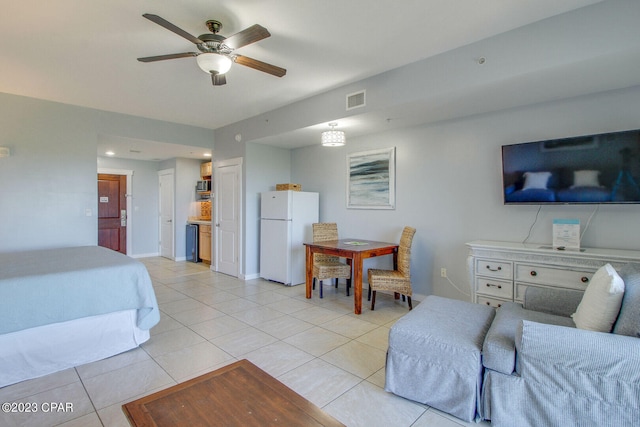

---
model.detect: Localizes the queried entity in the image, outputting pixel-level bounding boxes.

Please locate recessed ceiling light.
[204,153,212,157]
[105,151,115,156]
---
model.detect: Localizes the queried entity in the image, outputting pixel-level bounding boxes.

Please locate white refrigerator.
[260,191,319,285]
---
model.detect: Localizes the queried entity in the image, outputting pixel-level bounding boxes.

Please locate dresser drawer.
[476,295,507,309]
[515,264,593,290]
[475,258,512,280]
[476,277,513,299]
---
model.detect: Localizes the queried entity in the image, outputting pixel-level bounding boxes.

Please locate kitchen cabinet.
[200,162,212,178]
[199,224,211,264]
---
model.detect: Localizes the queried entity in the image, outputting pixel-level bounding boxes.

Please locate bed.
[0,246,159,387]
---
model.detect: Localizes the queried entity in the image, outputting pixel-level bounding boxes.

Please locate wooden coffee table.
[123,359,345,426]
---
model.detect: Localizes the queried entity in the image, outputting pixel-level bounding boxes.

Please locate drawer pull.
[486,283,502,289]
[530,270,537,277]
[486,265,502,272]
[484,301,502,308]
[581,276,589,283]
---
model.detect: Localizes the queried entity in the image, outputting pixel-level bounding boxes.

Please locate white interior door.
[214,158,242,277]
[158,169,175,259]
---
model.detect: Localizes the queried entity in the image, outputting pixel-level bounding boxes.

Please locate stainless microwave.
[196,180,210,192]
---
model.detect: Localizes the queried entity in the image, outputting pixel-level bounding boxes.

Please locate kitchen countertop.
[187,219,211,225]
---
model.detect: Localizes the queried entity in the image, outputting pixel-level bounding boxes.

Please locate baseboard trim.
[131,252,160,259]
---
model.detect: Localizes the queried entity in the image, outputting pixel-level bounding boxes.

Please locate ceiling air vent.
[346,90,366,111]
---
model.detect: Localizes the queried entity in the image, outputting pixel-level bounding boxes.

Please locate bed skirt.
[0,309,149,388]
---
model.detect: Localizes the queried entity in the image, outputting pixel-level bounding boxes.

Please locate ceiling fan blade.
[211,73,227,86]
[222,24,270,50]
[234,55,286,77]
[142,13,203,45]
[137,52,198,63]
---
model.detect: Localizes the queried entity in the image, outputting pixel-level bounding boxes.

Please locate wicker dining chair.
[368,226,416,310]
[312,223,352,298]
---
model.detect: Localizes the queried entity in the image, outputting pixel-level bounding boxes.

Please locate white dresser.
[466,240,640,308]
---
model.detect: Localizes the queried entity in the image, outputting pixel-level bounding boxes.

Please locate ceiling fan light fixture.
[196,53,232,75]
[321,123,346,147]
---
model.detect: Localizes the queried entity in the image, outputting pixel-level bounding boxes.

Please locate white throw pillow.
[572,170,601,188]
[572,263,625,332]
[522,171,551,190]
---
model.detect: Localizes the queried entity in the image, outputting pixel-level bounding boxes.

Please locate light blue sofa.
[385,263,640,426]
[481,262,640,426]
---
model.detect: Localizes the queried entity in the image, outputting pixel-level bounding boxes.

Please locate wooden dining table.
[304,239,399,314]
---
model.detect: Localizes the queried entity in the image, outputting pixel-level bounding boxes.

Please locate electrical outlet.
[441,268,447,278]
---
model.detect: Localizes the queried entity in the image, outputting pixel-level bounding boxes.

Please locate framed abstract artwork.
[346,147,396,209]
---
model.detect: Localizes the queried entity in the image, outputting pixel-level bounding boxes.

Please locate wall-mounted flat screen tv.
[502,129,640,204]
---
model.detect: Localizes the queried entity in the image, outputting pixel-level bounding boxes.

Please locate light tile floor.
[0,257,491,427]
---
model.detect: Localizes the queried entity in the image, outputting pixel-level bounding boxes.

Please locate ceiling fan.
[137,13,286,86]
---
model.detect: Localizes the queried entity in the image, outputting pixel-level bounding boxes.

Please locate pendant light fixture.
[321,123,346,147]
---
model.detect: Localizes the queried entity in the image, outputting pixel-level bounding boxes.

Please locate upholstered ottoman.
[385,295,495,422]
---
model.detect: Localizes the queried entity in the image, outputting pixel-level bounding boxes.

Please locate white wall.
[0,92,215,253]
[291,86,640,301]
[0,95,98,251]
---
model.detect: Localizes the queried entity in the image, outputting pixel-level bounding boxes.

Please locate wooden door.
[98,174,127,254]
